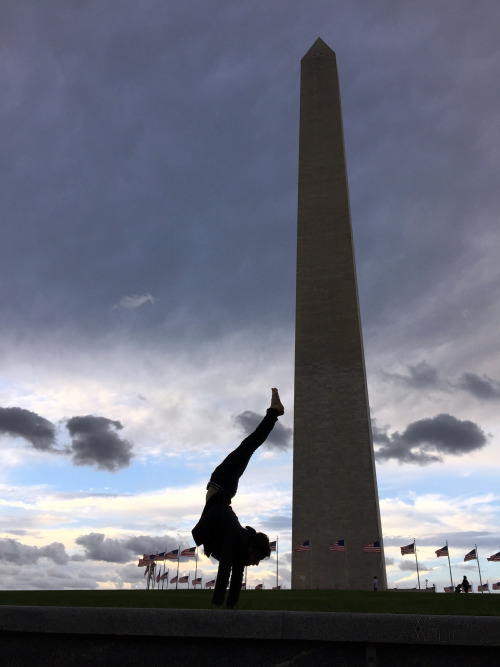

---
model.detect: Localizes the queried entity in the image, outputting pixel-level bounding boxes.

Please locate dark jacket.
[192,492,250,607]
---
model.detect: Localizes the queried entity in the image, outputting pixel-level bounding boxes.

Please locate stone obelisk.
[292,38,386,590]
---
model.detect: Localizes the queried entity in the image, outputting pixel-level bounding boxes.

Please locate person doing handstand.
[192,388,284,609]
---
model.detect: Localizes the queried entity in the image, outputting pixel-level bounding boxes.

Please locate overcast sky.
[1,0,499,593]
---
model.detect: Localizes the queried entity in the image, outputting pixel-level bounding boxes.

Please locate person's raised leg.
[206,388,284,500]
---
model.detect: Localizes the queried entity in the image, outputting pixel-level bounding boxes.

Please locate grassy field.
[0,589,498,616]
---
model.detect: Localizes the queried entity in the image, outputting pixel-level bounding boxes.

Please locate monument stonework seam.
[292,38,387,590]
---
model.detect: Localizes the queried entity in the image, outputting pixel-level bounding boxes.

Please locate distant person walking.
[462,576,470,593]
[192,388,284,609]
[373,576,378,591]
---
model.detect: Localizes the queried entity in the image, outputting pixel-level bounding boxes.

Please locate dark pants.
[207,408,279,499]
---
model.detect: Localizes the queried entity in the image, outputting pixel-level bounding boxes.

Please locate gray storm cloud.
[383,361,440,390]
[234,410,292,450]
[0,406,135,471]
[456,372,500,400]
[0,538,68,565]
[74,532,183,562]
[75,533,134,563]
[0,407,56,451]
[373,413,487,465]
[66,416,134,471]
[398,560,433,572]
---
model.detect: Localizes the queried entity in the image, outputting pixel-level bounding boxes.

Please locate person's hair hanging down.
[246,526,272,561]
[192,388,284,608]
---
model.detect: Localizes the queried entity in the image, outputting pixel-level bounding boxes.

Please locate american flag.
[492,582,500,590]
[179,575,189,584]
[269,541,277,552]
[160,572,169,580]
[137,558,149,567]
[205,579,215,588]
[255,583,263,590]
[181,547,196,558]
[192,577,202,585]
[364,541,381,553]
[464,549,476,562]
[156,573,161,583]
[443,586,454,593]
[295,540,310,552]
[155,552,166,561]
[165,549,179,560]
[435,545,448,557]
[170,575,178,584]
[477,583,489,592]
[400,543,415,555]
[329,540,345,552]
[487,552,500,562]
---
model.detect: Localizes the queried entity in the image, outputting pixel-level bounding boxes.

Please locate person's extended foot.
[270,388,284,415]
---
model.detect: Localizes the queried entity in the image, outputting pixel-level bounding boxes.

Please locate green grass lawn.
[0,589,498,615]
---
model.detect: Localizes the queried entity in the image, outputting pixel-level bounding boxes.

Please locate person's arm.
[226,561,244,608]
[211,533,237,606]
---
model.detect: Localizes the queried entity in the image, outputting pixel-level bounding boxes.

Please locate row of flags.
[295,540,381,553]
[138,546,197,565]
[433,545,500,562]
[296,540,500,560]
[139,540,499,593]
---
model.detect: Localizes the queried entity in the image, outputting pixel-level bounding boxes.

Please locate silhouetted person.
[462,576,470,593]
[192,388,284,608]
[373,575,378,591]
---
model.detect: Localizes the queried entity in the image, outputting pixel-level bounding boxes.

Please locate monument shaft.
[292,39,386,590]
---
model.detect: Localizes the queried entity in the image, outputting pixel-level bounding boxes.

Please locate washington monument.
[292,38,386,590]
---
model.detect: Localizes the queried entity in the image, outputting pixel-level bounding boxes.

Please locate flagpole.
[446,540,454,589]
[276,535,279,590]
[176,545,180,590]
[475,544,484,593]
[414,539,421,590]
[194,548,198,590]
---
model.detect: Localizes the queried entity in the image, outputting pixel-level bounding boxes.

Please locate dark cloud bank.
[75,532,179,563]
[0,407,133,471]
[384,361,500,401]
[373,413,487,465]
[0,532,187,568]
[0,407,56,451]
[456,372,500,400]
[67,415,133,471]
[0,538,68,565]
